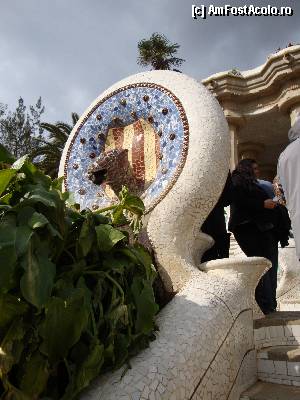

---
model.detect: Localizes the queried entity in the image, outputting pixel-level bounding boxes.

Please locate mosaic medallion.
[63,83,189,212]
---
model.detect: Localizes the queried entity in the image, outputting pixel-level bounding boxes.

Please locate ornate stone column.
[290,103,300,125]
[223,110,244,171]
[228,123,239,171]
[277,87,300,127]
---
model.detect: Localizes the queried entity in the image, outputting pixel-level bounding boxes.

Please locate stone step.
[240,381,300,399]
[257,346,300,386]
[254,312,300,349]
[279,300,300,312]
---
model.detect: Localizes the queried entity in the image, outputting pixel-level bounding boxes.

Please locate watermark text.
[192,4,294,20]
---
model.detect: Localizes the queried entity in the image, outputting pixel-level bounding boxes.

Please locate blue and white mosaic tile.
[63,84,189,211]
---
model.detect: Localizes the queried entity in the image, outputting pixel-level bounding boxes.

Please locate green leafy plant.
[0,144,158,399]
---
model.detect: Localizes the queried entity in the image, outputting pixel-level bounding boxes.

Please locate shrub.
[0,145,158,399]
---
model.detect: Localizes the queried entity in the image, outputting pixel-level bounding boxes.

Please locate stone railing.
[81,257,270,400]
[60,70,273,399]
[277,239,300,304]
[229,233,300,311]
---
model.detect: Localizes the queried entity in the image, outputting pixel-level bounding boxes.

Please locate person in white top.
[278,115,300,260]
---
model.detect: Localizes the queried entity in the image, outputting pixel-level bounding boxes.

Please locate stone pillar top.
[290,104,300,125]
[202,44,300,105]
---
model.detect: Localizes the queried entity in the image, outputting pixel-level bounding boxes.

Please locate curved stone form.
[60,71,231,292]
[60,71,271,399]
[82,258,270,400]
[229,216,300,311]
[142,72,231,292]
[277,239,300,301]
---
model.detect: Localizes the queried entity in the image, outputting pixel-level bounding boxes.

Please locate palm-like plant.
[31,112,79,178]
[137,33,185,71]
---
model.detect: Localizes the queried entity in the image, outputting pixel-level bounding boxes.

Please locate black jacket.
[202,173,232,236]
[228,179,291,247]
[228,181,276,232]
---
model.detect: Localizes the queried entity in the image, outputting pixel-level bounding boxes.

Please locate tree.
[0,97,45,159]
[137,33,185,71]
[0,103,6,118]
[31,112,79,178]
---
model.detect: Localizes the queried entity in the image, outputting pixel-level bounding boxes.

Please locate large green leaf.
[131,277,158,334]
[78,214,95,257]
[102,253,129,273]
[0,319,25,376]
[95,224,126,252]
[69,343,104,393]
[131,244,157,282]
[0,214,17,292]
[15,225,33,256]
[0,158,157,399]
[0,213,16,246]
[0,246,17,293]
[0,169,17,196]
[118,186,145,214]
[3,385,31,400]
[21,161,52,188]
[28,212,49,229]
[114,333,130,367]
[0,192,12,205]
[0,144,15,164]
[16,206,35,226]
[20,246,56,309]
[20,351,49,398]
[39,290,89,363]
[111,204,127,225]
[93,213,110,225]
[51,176,64,192]
[107,304,128,330]
[0,294,28,330]
[26,188,59,208]
[119,244,156,281]
[123,194,145,215]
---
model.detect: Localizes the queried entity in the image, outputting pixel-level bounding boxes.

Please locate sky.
[0,0,299,124]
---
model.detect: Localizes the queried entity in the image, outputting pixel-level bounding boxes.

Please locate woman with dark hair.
[228,159,279,314]
[201,172,232,262]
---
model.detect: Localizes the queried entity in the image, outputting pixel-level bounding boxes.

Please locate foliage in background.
[0,145,158,400]
[31,112,79,178]
[0,98,77,178]
[0,97,45,159]
[137,32,185,71]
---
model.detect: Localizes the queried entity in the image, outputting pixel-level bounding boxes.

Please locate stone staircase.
[278,285,300,311]
[240,312,300,399]
[240,382,300,400]
[228,229,300,398]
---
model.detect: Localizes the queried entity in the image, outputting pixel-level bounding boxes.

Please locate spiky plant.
[137,33,185,71]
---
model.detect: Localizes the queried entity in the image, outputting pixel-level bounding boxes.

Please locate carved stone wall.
[81,258,269,400]
[203,45,300,177]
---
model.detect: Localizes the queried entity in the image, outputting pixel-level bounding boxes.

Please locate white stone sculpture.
[60,71,231,292]
[60,71,269,400]
[277,239,300,309]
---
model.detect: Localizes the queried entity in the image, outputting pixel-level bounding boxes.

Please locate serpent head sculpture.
[59,71,230,292]
[87,148,139,196]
